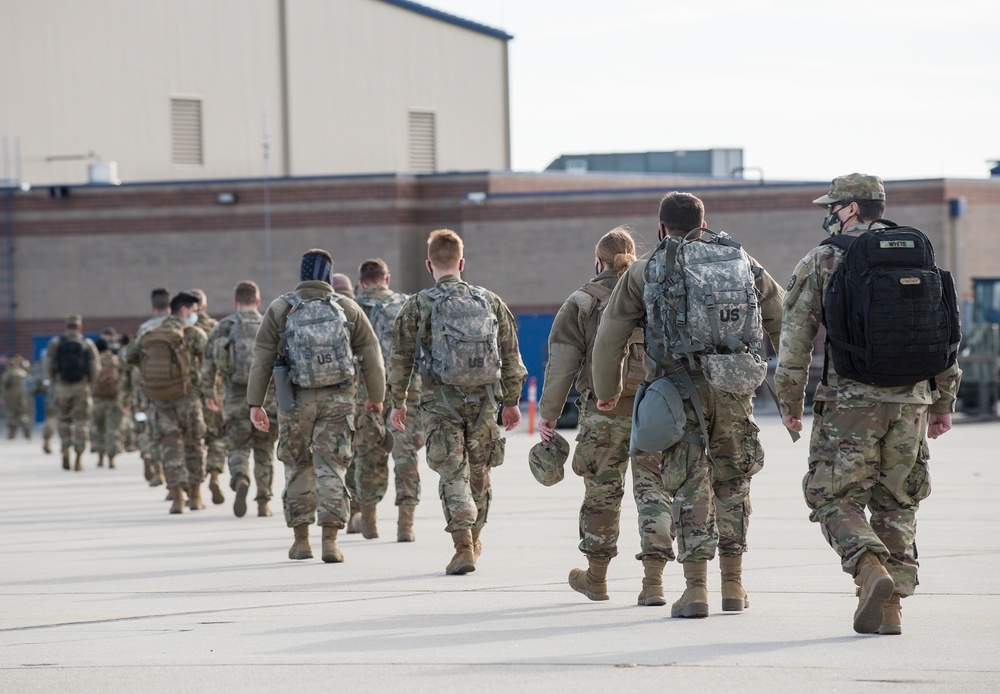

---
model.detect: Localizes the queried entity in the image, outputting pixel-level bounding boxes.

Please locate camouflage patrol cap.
[812,173,885,207]
[380,427,395,454]
[65,313,82,327]
[528,432,570,486]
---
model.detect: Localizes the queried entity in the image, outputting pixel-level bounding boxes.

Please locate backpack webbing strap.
[642,236,681,371]
[669,367,716,469]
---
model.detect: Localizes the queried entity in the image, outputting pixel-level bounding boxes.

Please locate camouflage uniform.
[352,285,424,509]
[2,359,32,439]
[538,269,674,562]
[388,276,527,534]
[126,316,209,489]
[247,280,385,529]
[133,313,169,482]
[195,311,227,480]
[45,330,101,456]
[593,249,784,563]
[203,308,278,502]
[776,220,962,595]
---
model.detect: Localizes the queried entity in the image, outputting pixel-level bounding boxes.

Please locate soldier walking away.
[776,173,962,635]
[203,281,278,518]
[45,314,101,471]
[537,228,675,606]
[90,339,124,469]
[2,355,33,440]
[134,287,171,486]
[189,288,227,506]
[389,229,527,575]
[126,293,210,514]
[593,192,785,618]
[350,258,425,543]
[247,249,386,563]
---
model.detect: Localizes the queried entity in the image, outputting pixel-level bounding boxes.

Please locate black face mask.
[595,262,601,276]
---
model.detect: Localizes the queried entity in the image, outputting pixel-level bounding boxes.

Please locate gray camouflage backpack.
[222,312,261,386]
[356,291,408,366]
[279,291,356,388]
[419,282,502,388]
[642,229,766,397]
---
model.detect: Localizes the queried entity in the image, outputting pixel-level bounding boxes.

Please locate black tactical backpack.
[55,338,90,383]
[821,220,961,387]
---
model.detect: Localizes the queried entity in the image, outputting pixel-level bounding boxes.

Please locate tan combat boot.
[879,594,902,636]
[671,561,709,618]
[107,455,116,470]
[143,458,154,481]
[97,453,105,468]
[288,525,313,560]
[397,505,415,543]
[720,554,750,612]
[445,529,476,575]
[360,505,378,540]
[149,463,164,487]
[61,450,70,470]
[188,483,205,511]
[853,551,894,634]
[43,439,52,455]
[233,479,250,518]
[321,526,345,563]
[169,486,186,514]
[569,557,611,601]
[346,501,362,534]
[209,471,225,505]
[257,499,272,517]
[73,451,83,471]
[637,557,667,607]
[472,526,483,560]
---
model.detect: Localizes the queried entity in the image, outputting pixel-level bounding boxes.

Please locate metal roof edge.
[379,0,513,40]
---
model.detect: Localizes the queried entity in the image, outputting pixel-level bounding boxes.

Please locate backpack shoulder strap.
[579,281,612,306]
[820,234,855,252]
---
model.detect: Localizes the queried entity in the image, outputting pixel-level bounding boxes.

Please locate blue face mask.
[184,313,198,326]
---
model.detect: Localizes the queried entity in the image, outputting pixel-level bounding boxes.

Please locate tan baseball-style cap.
[65,314,82,327]
[813,173,886,207]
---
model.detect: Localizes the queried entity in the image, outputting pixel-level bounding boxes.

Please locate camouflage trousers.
[54,382,92,454]
[277,386,355,528]
[153,392,206,489]
[421,394,505,534]
[804,400,929,596]
[224,389,276,501]
[203,405,226,475]
[90,397,123,457]
[352,399,424,507]
[135,394,163,469]
[4,395,31,438]
[43,393,56,444]
[572,399,674,562]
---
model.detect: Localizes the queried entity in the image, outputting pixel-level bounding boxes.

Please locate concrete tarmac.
[1,411,999,693]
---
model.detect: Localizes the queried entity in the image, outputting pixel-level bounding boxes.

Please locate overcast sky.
[423,0,997,182]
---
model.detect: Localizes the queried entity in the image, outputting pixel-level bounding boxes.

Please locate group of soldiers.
[2,174,960,639]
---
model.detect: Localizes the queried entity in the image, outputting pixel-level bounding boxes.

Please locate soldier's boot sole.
[854,575,894,634]
[233,480,249,518]
[568,568,609,601]
[209,478,225,505]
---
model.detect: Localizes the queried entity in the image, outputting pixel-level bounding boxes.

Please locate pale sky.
[423,0,998,182]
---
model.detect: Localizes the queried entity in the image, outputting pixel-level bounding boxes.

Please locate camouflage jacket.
[203,308,262,400]
[2,364,28,400]
[388,275,527,410]
[592,247,784,401]
[775,222,962,417]
[125,315,208,397]
[246,280,385,407]
[136,313,168,337]
[539,269,634,419]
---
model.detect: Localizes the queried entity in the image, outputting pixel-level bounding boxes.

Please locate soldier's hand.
[596,396,618,412]
[927,413,952,439]
[781,414,803,433]
[390,406,407,431]
[501,405,521,431]
[205,397,220,412]
[250,406,270,433]
[538,418,557,442]
[365,400,384,414]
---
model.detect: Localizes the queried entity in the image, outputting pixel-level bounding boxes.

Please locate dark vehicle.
[957,277,1000,416]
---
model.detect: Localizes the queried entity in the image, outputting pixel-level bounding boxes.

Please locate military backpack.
[580,280,645,398]
[55,337,91,384]
[419,282,502,388]
[356,291,408,366]
[280,291,356,389]
[821,220,961,387]
[139,323,191,402]
[93,351,122,399]
[217,312,261,386]
[642,228,766,397]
